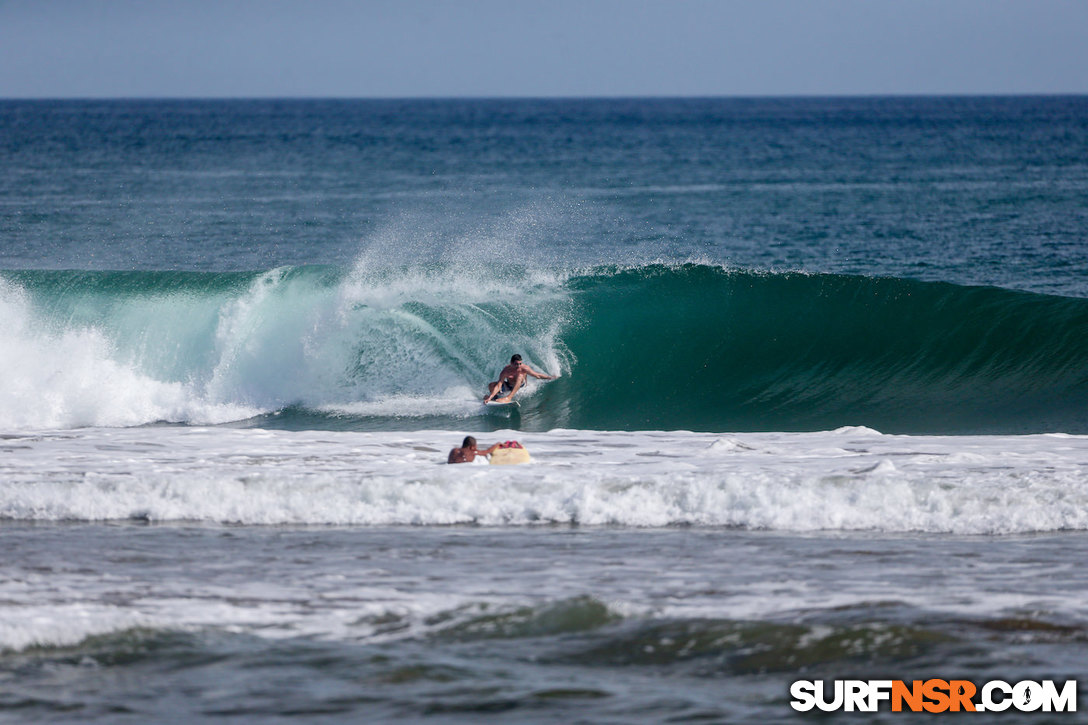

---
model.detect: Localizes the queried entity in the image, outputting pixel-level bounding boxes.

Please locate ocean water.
[2,97,1088,722]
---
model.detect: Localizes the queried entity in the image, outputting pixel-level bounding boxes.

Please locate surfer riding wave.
[484,354,556,404]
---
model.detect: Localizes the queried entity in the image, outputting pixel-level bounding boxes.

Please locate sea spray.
[0,263,573,429]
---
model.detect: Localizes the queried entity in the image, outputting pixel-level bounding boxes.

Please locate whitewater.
[2,426,1087,535]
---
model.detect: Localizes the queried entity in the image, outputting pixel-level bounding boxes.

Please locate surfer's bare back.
[484,354,556,403]
[447,436,500,464]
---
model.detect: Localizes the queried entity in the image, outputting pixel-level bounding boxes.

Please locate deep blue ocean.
[2,98,1088,723]
[4,97,1087,290]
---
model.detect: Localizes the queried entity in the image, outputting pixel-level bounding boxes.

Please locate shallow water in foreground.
[1,427,1087,722]
[2,523,1086,724]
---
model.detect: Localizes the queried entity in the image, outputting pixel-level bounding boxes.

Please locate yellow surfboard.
[490,446,531,465]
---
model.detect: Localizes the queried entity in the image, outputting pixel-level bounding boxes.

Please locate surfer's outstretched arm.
[522,365,556,380]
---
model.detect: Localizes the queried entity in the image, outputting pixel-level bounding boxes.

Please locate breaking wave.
[3,262,1088,433]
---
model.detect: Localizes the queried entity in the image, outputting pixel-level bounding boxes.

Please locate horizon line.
[3,92,1087,102]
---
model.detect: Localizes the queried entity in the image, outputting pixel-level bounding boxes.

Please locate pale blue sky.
[2,0,1086,98]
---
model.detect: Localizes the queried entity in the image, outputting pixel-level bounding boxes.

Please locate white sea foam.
[0,580,471,654]
[3,426,1087,659]
[0,279,257,428]
[0,264,569,430]
[2,426,1087,534]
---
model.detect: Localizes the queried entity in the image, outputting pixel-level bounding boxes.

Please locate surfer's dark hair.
[511,354,522,363]
[462,436,476,448]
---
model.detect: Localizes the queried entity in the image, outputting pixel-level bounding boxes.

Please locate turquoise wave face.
[553,265,1088,433]
[3,264,1088,433]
